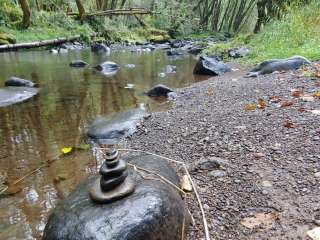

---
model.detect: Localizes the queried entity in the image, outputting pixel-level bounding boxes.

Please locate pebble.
[261,180,273,188]
[208,170,226,178]
[314,172,320,178]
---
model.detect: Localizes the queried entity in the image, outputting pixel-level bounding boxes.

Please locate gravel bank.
[125,64,320,240]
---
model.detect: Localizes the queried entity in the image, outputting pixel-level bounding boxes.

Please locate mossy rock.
[0,39,9,45]
[0,33,16,44]
[148,34,170,43]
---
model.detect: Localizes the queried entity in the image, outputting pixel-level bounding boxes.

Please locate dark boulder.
[94,61,120,76]
[69,60,89,68]
[188,46,203,55]
[246,55,311,77]
[193,56,231,76]
[228,47,250,58]
[166,50,184,57]
[0,87,39,107]
[146,84,174,97]
[5,76,36,87]
[87,108,145,144]
[91,43,110,54]
[170,40,186,48]
[43,154,189,240]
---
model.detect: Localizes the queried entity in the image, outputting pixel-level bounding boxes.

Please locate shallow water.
[0,47,205,239]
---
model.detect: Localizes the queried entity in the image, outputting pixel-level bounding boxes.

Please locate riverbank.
[125,63,320,239]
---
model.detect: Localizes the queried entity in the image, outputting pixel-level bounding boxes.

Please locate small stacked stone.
[90,149,135,203]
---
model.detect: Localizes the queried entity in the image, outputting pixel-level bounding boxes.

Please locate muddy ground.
[125,65,320,240]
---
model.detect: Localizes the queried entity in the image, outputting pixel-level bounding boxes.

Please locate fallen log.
[68,8,158,18]
[0,35,81,51]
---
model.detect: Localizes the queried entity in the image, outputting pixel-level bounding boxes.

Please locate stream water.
[0,46,207,239]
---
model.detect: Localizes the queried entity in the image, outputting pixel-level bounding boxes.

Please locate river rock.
[94,61,120,76]
[69,60,89,68]
[87,108,145,144]
[246,55,311,77]
[188,46,203,55]
[91,43,111,54]
[228,47,250,58]
[5,76,36,87]
[146,84,174,97]
[43,154,189,240]
[166,50,184,57]
[193,56,231,76]
[0,87,39,107]
[170,40,186,48]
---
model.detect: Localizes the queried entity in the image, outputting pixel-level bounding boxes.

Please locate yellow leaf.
[313,92,320,98]
[61,147,73,154]
[244,103,257,111]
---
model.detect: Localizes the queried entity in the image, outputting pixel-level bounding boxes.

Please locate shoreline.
[124,64,320,239]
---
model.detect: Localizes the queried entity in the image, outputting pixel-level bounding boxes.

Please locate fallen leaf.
[258,99,267,109]
[298,107,307,113]
[207,87,213,96]
[269,96,281,103]
[61,147,73,155]
[245,103,257,111]
[313,92,320,98]
[315,72,320,78]
[307,227,320,240]
[181,175,192,192]
[241,212,279,229]
[291,89,303,98]
[283,121,296,128]
[280,100,293,107]
[5,184,22,195]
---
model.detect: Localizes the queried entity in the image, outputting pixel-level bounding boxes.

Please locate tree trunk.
[18,0,31,28]
[75,0,86,20]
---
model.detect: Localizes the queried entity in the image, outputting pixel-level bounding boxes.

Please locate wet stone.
[99,159,127,176]
[5,76,36,87]
[100,171,128,191]
[43,154,189,240]
[0,87,39,107]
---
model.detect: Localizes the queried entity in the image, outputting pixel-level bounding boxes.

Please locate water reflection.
[0,47,203,239]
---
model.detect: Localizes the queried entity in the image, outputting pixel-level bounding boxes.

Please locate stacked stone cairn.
[89,148,135,203]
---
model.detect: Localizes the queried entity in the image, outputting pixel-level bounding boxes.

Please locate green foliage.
[0,0,22,26]
[248,0,320,62]
[205,0,320,62]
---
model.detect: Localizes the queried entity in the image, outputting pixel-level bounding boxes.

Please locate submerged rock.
[146,84,174,97]
[164,65,177,74]
[69,60,89,68]
[43,154,189,240]
[91,43,110,54]
[5,76,36,87]
[94,61,120,76]
[0,87,39,107]
[193,56,231,76]
[166,50,184,57]
[87,108,145,144]
[246,56,311,77]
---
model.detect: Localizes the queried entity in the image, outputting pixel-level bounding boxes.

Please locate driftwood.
[68,8,157,18]
[0,35,81,51]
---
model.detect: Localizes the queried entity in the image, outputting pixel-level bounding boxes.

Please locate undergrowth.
[205,0,320,63]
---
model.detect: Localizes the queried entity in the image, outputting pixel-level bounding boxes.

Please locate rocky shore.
[125,64,320,239]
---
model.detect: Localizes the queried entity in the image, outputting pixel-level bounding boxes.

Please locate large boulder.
[91,43,111,54]
[193,56,231,76]
[246,55,311,77]
[43,154,189,240]
[94,61,120,76]
[0,87,39,107]
[87,108,145,144]
[5,76,36,87]
[146,84,174,97]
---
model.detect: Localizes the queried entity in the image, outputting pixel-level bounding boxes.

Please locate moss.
[0,32,16,43]
[0,39,9,45]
